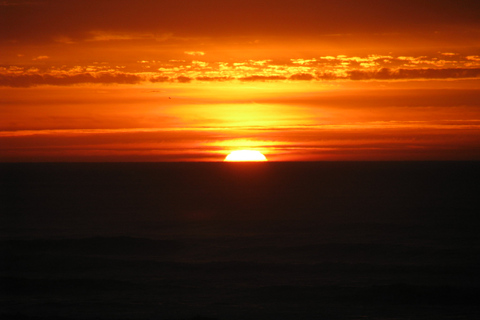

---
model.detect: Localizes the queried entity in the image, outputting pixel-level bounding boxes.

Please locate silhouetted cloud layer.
[348,68,480,80]
[0,72,143,87]
[239,75,287,82]
[2,67,480,87]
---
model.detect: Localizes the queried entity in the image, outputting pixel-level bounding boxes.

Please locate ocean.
[1,162,479,320]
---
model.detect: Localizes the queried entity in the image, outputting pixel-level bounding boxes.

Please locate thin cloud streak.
[2,121,480,161]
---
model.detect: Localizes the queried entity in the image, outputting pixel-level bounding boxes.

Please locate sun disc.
[224,150,268,162]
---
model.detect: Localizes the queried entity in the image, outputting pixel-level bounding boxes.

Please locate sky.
[1,0,480,161]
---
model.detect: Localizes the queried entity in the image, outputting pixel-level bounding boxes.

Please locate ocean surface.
[1,162,479,320]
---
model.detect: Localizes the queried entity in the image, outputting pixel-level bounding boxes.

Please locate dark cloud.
[2,0,479,43]
[316,72,339,80]
[348,68,480,80]
[0,72,144,87]
[149,76,170,83]
[289,73,315,81]
[239,75,287,82]
[196,76,232,82]
[176,76,192,83]
[2,66,480,88]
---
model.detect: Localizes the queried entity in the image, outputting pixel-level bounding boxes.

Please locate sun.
[224,150,268,162]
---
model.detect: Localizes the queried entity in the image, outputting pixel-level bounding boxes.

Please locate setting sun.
[224,150,268,162]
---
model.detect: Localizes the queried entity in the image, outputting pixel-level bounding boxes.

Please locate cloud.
[291,58,317,65]
[466,56,480,61]
[289,73,315,81]
[2,0,480,55]
[184,51,205,56]
[3,54,480,88]
[150,76,170,83]
[32,55,50,61]
[176,76,192,83]
[192,60,209,67]
[348,68,480,80]
[88,32,140,42]
[239,75,287,81]
[316,72,339,80]
[85,31,174,42]
[196,76,232,82]
[0,72,144,87]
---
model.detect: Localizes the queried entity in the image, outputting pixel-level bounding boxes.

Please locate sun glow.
[224,150,268,162]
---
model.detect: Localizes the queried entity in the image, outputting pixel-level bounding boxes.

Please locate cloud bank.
[2,67,480,87]
[2,52,480,87]
[0,72,143,87]
[348,68,480,80]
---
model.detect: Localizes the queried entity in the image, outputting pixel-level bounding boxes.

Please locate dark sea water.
[1,162,479,320]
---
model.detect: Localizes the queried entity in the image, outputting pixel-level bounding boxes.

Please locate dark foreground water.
[1,162,479,320]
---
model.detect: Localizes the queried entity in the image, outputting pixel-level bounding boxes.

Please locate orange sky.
[1,0,480,161]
